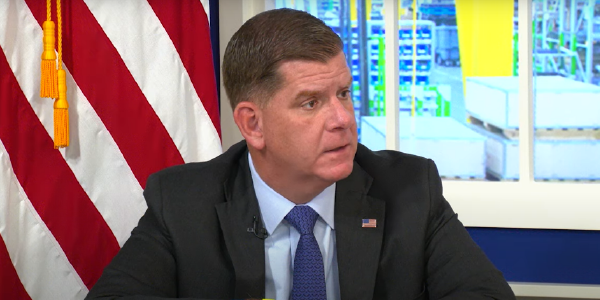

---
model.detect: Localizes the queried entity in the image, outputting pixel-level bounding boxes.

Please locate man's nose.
[326,96,354,131]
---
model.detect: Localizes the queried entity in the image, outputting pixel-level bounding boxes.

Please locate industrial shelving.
[532,0,597,83]
[366,19,445,117]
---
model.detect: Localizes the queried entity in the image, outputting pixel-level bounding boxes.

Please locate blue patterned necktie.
[285,205,327,300]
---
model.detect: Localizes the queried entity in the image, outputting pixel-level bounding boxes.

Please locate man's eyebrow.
[294,90,320,100]
[344,79,353,88]
[294,78,352,100]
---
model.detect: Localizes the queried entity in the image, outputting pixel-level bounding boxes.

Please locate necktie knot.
[285,206,319,235]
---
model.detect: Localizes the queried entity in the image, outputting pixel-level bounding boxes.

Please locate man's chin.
[318,162,354,183]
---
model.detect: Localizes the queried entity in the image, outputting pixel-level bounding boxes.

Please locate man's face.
[259,52,358,184]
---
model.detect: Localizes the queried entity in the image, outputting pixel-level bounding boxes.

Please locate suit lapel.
[215,153,265,299]
[335,162,385,300]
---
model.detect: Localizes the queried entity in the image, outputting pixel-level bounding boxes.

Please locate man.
[87,8,515,300]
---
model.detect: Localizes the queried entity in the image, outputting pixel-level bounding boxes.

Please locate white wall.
[218,0,266,150]
[218,0,243,150]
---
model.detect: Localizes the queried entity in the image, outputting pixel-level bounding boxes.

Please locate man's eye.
[339,90,351,99]
[303,100,317,108]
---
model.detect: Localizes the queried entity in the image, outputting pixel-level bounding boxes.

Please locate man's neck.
[248,151,331,205]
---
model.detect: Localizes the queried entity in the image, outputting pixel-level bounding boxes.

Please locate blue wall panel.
[209,0,220,105]
[467,228,600,284]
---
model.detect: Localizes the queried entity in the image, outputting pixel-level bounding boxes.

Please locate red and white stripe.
[0,1,221,299]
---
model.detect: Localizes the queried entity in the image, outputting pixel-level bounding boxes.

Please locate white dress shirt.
[248,153,340,300]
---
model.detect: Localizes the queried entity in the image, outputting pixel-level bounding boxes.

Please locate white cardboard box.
[471,126,600,180]
[465,76,600,129]
[361,117,487,178]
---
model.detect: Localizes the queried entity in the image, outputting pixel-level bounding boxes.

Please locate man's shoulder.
[353,143,438,198]
[147,141,247,188]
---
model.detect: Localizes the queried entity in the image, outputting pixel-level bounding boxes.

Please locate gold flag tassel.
[53,0,68,148]
[54,69,69,148]
[40,0,57,98]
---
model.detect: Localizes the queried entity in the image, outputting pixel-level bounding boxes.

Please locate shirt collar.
[248,152,336,235]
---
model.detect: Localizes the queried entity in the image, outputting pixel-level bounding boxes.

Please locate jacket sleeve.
[424,159,516,300]
[85,173,214,300]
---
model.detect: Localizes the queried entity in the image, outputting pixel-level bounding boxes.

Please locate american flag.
[0,1,221,299]
[362,219,377,228]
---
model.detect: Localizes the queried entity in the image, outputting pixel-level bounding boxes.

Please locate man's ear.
[233,101,265,150]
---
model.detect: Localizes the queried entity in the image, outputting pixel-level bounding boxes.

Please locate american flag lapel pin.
[362,218,377,228]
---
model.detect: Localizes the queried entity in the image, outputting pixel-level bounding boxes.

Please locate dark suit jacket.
[87,141,515,300]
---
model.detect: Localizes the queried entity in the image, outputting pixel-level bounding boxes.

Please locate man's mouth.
[326,144,348,153]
